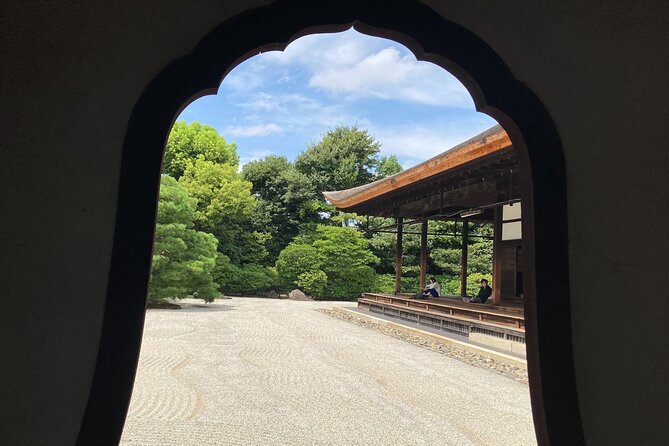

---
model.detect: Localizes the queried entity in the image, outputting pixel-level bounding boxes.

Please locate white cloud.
[265,28,379,68]
[225,123,283,137]
[222,66,265,92]
[237,30,473,107]
[238,149,273,168]
[309,47,472,107]
[238,92,355,129]
[239,92,320,113]
[372,121,496,164]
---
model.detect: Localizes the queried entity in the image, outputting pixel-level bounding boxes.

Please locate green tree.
[179,159,255,231]
[163,121,239,179]
[275,244,324,289]
[276,225,379,299]
[213,253,278,295]
[178,159,266,264]
[297,270,328,298]
[149,176,220,303]
[242,155,322,261]
[295,125,381,192]
[467,223,493,275]
[467,272,493,297]
[376,154,403,178]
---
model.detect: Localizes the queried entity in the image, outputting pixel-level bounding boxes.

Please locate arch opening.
[77,1,583,445]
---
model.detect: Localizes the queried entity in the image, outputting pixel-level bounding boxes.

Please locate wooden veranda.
[324,126,526,350]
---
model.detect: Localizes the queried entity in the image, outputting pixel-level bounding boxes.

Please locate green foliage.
[467,224,493,275]
[325,265,377,300]
[276,225,379,299]
[230,264,277,295]
[179,159,256,231]
[213,253,277,295]
[371,274,396,294]
[312,225,379,270]
[149,176,220,303]
[152,122,495,304]
[399,276,420,294]
[242,155,292,195]
[242,155,322,262]
[212,253,235,289]
[295,125,381,192]
[277,225,378,299]
[297,270,328,298]
[376,154,403,178]
[163,121,239,179]
[275,244,323,290]
[178,159,265,264]
[467,272,493,297]
[436,275,461,296]
[431,247,462,276]
[370,273,460,296]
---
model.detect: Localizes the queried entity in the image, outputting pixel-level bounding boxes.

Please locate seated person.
[422,277,441,298]
[463,279,492,303]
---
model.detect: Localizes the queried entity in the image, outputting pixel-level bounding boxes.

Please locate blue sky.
[178,29,497,169]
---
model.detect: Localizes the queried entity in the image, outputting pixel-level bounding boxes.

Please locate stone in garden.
[288,289,311,300]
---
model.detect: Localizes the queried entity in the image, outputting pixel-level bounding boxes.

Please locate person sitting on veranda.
[463,278,492,303]
[422,277,441,298]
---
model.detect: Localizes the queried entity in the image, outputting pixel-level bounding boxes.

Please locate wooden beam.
[492,206,503,305]
[342,162,521,217]
[373,229,493,239]
[394,217,403,295]
[420,220,428,290]
[460,220,469,296]
[369,180,502,218]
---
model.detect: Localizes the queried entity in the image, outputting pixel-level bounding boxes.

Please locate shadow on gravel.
[147,303,236,312]
[178,304,236,312]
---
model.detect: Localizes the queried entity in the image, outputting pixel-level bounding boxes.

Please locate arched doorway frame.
[77,1,584,444]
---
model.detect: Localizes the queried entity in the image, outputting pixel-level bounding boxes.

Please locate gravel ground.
[121,297,536,446]
[320,308,528,383]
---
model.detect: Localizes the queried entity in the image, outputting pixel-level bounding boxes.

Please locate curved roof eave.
[323,125,510,210]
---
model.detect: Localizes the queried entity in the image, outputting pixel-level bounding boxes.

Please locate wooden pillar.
[419,219,428,290]
[460,220,469,296]
[492,207,503,305]
[394,217,403,295]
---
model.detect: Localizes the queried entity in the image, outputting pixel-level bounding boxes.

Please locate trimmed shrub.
[214,254,277,295]
[324,265,377,300]
[275,243,323,291]
[297,270,328,298]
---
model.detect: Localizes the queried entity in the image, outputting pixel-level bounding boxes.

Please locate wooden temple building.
[323,125,527,354]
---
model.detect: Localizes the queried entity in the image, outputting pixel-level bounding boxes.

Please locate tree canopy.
[295,125,381,192]
[376,154,403,179]
[163,121,239,179]
[179,159,256,232]
[276,225,379,299]
[149,120,495,302]
[242,155,322,261]
[149,176,219,303]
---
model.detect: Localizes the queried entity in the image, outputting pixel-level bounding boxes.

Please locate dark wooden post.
[492,207,503,305]
[460,220,469,296]
[420,219,428,291]
[394,217,403,295]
